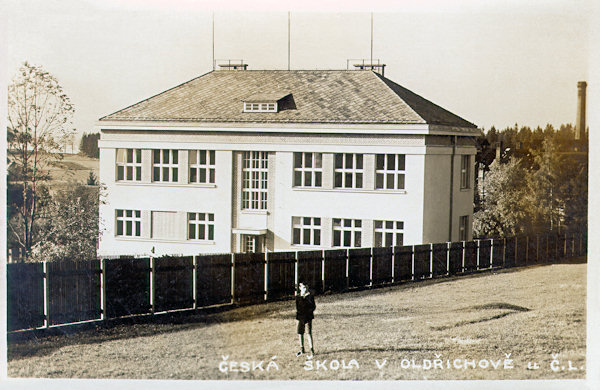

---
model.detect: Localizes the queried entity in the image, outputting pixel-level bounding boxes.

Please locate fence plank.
[266,252,296,300]
[449,242,463,274]
[47,260,102,325]
[478,239,492,269]
[196,254,232,307]
[431,243,448,277]
[515,236,527,266]
[372,247,393,285]
[413,244,431,279]
[348,248,371,288]
[463,241,478,272]
[324,249,349,292]
[154,256,194,312]
[393,246,412,282]
[7,263,45,331]
[233,253,265,305]
[297,250,323,294]
[105,257,151,318]
[504,237,516,267]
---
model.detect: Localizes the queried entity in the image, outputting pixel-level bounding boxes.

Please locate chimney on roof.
[217,59,248,70]
[575,81,587,140]
[348,59,386,76]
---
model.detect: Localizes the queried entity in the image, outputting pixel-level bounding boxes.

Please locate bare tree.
[7,62,75,260]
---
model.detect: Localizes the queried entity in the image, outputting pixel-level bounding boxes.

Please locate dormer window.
[242,92,293,113]
[244,102,277,112]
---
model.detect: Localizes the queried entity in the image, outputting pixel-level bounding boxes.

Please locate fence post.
[429,243,433,278]
[100,258,107,320]
[391,246,395,283]
[461,241,465,272]
[536,235,539,263]
[231,253,236,304]
[322,250,326,293]
[8,249,11,263]
[294,251,299,291]
[192,255,197,310]
[490,238,494,268]
[476,240,480,270]
[525,236,529,265]
[264,252,268,301]
[503,238,507,267]
[43,261,50,328]
[150,256,155,314]
[346,249,350,290]
[446,242,450,275]
[411,245,415,280]
[369,247,374,287]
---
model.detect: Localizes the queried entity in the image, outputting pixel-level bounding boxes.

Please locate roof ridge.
[369,72,427,124]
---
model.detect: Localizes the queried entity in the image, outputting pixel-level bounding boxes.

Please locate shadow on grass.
[430,302,531,331]
[315,346,437,355]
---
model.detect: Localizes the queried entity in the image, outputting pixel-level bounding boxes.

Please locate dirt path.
[8,263,586,380]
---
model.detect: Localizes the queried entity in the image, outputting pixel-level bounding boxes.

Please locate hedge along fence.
[7,231,587,332]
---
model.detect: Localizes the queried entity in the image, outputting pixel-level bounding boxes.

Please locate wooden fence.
[6,231,587,332]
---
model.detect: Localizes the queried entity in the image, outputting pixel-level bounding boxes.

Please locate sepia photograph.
[1,0,597,389]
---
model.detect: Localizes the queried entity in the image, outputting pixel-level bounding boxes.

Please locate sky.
[1,0,593,148]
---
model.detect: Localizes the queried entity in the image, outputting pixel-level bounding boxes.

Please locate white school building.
[97,69,479,257]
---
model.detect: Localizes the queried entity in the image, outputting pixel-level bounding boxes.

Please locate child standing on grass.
[296,282,316,357]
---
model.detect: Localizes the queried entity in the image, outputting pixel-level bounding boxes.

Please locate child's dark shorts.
[297,319,312,334]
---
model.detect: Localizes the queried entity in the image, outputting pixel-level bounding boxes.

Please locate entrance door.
[241,234,264,253]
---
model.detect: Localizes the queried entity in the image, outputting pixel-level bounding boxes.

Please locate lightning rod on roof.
[288,12,291,71]
[370,12,373,68]
[212,12,215,71]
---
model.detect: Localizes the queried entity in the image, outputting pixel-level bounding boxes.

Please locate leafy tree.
[473,157,529,237]
[7,62,75,260]
[79,132,100,158]
[29,183,104,262]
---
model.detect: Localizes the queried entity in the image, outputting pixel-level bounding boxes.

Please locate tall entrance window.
[242,151,268,210]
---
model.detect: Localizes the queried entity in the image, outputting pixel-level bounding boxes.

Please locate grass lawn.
[7,262,586,380]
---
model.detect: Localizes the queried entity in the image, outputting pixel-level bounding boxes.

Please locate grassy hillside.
[8,262,586,380]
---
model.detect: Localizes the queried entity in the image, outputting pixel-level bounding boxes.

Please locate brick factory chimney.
[576,81,587,140]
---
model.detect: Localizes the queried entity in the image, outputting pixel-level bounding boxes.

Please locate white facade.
[98,124,477,257]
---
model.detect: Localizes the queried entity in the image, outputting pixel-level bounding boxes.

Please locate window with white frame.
[292,217,321,246]
[243,102,277,112]
[242,151,268,210]
[153,149,179,182]
[459,215,469,241]
[293,152,322,187]
[374,220,404,247]
[189,150,216,184]
[116,149,142,181]
[376,154,405,190]
[188,212,215,241]
[332,218,362,248]
[460,155,471,189]
[115,209,141,237]
[334,153,363,189]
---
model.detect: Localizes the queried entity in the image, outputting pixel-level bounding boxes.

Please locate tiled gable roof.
[100,70,477,128]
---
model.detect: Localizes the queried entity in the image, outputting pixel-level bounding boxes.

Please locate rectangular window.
[115,209,141,237]
[243,102,277,112]
[188,212,215,241]
[460,155,471,189]
[293,152,323,187]
[116,149,142,181]
[189,150,216,184]
[374,220,404,247]
[459,215,469,241]
[242,151,268,210]
[292,217,321,246]
[242,235,260,253]
[376,154,405,190]
[334,153,363,189]
[152,149,179,182]
[332,218,362,248]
